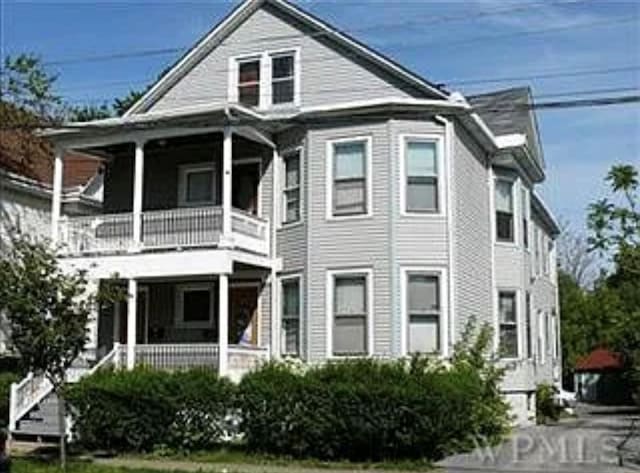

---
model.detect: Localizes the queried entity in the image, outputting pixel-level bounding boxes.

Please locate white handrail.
[9,345,119,432]
[58,206,270,256]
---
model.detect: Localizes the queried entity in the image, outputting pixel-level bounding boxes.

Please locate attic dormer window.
[238,59,260,107]
[271,53,295,105]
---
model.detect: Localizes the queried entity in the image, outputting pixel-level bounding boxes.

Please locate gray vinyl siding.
[389,119,449,355]
[307,121,393,360]
[147,4,419,114]
[451,122,493,342]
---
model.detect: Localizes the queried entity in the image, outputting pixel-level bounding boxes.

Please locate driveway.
[437,404,640,473]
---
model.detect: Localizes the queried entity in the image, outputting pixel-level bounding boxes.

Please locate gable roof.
[125,0,449,116]
[468,87,545,169]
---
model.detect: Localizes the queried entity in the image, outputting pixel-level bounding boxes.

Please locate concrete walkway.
[437,404,640,473]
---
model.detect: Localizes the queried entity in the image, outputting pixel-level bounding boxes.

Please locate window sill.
[399,211,446,219]
[278,220,304,231]
[326,213,374,223]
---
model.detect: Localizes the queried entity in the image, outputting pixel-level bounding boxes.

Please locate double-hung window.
[281,277,301,356]
[404,139,439,213]
[178,165,215,207]
[330,139,369,217]
[407,273,441,353]
[283,151,301,224]
[498,291,518,358]
[521,188,529,249]
[237,58,261,107]
[525,292,532,358]
[271,53,295,105]
[332,273,369,356]
[495,179,515,242]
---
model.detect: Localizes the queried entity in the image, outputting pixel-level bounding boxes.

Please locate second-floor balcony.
[58,205,269,257]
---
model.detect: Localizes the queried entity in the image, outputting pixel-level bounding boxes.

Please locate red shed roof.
[575,349,623,372]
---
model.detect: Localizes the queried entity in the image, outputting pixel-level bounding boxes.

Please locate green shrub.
[536,383,560,424]
[0,372,19,426]
[237,322,509,462]
[66,367,235,452]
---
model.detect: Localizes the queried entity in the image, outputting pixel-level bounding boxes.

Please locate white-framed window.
[525,292,533,358]
[400,135,443,215]
[498,290,518,358]
[280,275,301,356]
[327,268,373,357]
[538,310,546,364]
[495,178,515,242]
[543,234,550,275]
[178,164,216,207]
[534,226,541,276]
[271,52,295,105]
[236,57,261,107]
[282,150,301,224]
[521,187,529,249]
[175,283,215,329]
[326,136,372,219]
[229,49,300,108]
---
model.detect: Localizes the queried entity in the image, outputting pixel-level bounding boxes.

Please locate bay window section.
[238,59,260,107]
[271,53,295,105]
[405,140,439,213]
[283,151,300,224]
[332,140,368,217]
[281,277,300,356]
[495,179,514,242]
[407,273,440,354]
[498,291,518,358]
[332,274,368,356]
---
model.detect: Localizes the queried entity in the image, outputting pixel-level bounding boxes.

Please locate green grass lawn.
[13,458,160,473]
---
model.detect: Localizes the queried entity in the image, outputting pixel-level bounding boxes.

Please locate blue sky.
[2,0,639,233]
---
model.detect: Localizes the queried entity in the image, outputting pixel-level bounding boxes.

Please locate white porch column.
[222,127,233,241]
[51,147,64,242]
[84,279,99,360]
[126,279,138,370]
[218,274,229,375]
[132,140,145,249]
[270,268,279,359]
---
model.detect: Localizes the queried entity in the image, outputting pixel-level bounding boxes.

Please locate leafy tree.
[1,54,62,120]
[67,103,113,122]
[588,164,639,258]
[0,234,122,468]
[113,90,144,116]
[557,221,599,288]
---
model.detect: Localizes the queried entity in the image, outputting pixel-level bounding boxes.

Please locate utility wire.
[28,0,588,68]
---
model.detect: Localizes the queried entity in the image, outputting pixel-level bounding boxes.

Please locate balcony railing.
[58,205,269,256]
[114,343,269,374]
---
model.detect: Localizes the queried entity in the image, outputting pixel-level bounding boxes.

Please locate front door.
[229,284,259,346]
[232,161,260,215]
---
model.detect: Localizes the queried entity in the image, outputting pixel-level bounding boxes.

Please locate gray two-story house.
[10,0,560,437]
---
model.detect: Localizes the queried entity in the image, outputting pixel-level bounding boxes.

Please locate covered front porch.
[96,266,272,377]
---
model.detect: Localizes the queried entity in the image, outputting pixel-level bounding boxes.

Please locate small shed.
[574,349,631,405]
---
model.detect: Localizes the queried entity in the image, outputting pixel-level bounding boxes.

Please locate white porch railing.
[57,206,269,256]
[114,343,269,374]
[9,346,119,432]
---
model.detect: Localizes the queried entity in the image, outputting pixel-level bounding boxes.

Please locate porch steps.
[12,391,62,440]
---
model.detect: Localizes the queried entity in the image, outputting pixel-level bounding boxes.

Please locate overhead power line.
[31,0,591,68]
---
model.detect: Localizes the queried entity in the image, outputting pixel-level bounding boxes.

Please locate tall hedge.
[236,356,505,461]
[66,368,235,452]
